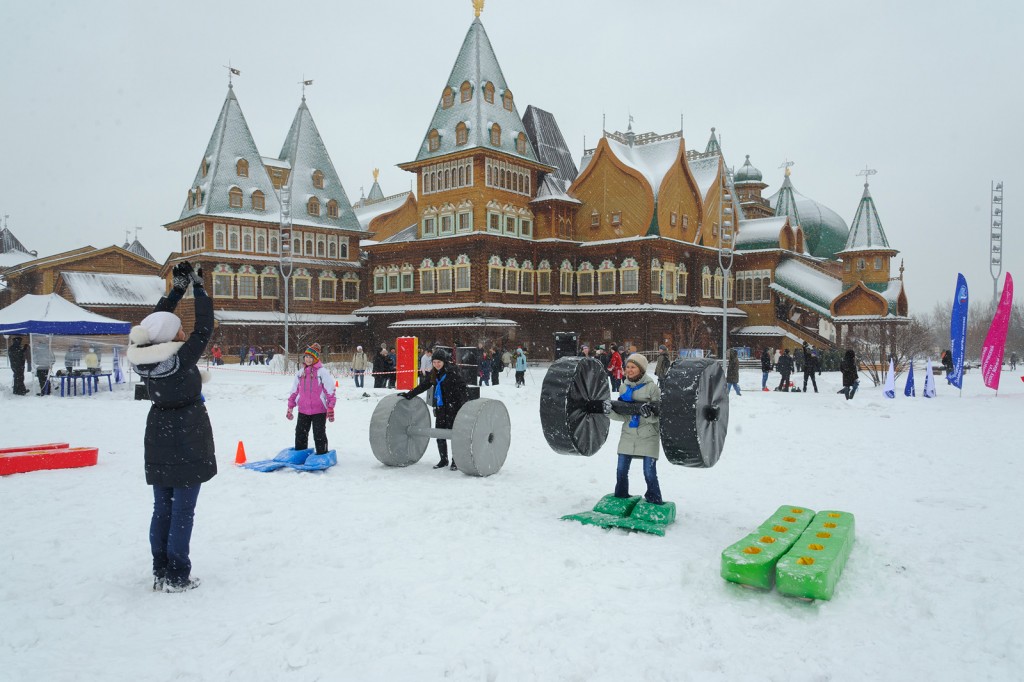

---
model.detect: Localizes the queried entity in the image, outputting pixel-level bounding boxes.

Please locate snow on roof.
[380,225,419,244]
[0,251,36,269]
[845,184,893,252]
[261,156,291,169]
[353,192,412,229]
[213,311,366,326]
[61,272,166,306]
[601,134,682,197]
[732,325,806,344]
[770,259,842,317]
[0,293,131,335]
[735,217,788,249]
[389,317,519,329]
[687,154,720,199]
[530,175,581,204]
[354,301,746,318]
[200,251,360,268]
[0,227,32,255]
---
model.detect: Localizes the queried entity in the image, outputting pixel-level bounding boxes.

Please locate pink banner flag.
[981,273,1014,391]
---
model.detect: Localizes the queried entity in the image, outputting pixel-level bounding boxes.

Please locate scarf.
[434,372,447,407]
[619,381,647,428]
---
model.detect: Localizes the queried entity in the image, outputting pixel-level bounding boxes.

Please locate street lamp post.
[990,181,1004,306]
[279,185,294,367]
[717,157,735,371]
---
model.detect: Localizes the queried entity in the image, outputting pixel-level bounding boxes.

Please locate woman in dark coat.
[399,348,468,470]
[372,349,390,388]
[839,349,859,400]
[726,348,741,396]
[760,348,772,392]
[128,262,215,592]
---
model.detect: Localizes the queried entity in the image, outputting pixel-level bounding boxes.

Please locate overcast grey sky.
[1,0,1020,313]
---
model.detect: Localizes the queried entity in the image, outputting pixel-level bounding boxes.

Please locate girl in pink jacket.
[286,344,337,454]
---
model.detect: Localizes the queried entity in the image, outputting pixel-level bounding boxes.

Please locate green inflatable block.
[592,494,641,517]
[721,505,815,590]
[775,510,856,601]
[562,495,641,529]
[605,501,677,536]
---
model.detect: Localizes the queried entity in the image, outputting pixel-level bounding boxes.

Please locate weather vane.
[856,165,877,186]
[223,61,241,86]
[300,75,313,99]
[779,159,795,177]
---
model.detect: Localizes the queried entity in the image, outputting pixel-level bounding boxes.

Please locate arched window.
[328,241,336,258]
[236,159,249,177]
[312,170,325,189]
[200,158,208,177]
[460,81,472,102]
[305,237,314,255]
[456,121,468,146]
[516,133,527,155]
[251,190,265,211]
[442,86,454,109]
[488,255,504,292]
[228,186,243,208]
[428,129,440,152]
[307,197,320,216]
[327,200,339,218]
[484,81,495,103]
[317,240,325,257]
[701,266,712,298]
[503,89,514,112]
[490,124,501,146]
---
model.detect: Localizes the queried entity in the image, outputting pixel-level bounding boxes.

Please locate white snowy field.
[1,363,1022,681]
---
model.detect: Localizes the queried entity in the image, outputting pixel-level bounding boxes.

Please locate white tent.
[0,293,131,335]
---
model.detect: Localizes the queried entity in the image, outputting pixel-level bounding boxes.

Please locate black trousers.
[778,372,791,391]
[295,412,328,454]
[11,367,27,395]
[803,372,818,392]
[491,368,500,385]
[36,368,50,395]
[434,407,456,458]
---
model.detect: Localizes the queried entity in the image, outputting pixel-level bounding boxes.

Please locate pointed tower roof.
[279,98,361,231]
[0,227,31,254]
[523,105,578,186]
[844,179,892,252]
[366,169,385,203]
[705,127,721,154]
[122,238,156,262]
[179,86,282,221]
[772,167,802,228]
[411,18,540,165]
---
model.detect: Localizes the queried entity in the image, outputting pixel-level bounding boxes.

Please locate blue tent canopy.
[0,293,131,335]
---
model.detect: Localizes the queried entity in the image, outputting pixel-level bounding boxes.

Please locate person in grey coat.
[608,353,663,504]
[726,348,741,396]
[127,262,215,593]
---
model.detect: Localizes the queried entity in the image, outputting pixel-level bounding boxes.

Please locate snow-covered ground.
[1,363,1022,681]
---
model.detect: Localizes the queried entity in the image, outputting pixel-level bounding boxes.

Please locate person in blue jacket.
[514,347,528,387]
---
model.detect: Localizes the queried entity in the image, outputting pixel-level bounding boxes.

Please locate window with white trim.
[521,260,534,295]
[560,261,574,295]
[400,264,414,292]
[237,265,258,299]
[597,260,616,295]
[504,215,517,236]
[701,266,712,298]
[488,256,503,292]
[713,267,723,299]
[651,258,662,295]
[620,258,639,294]
[293,268,311,300]
[455,255,471,291]
[261,266,279,299]
[488,211,501,233]
[228,225,240,251]
[242,226,253,252]
[440,213,454,236]
[663,263,677,300]
[504,259,519,294]
[423,215,436,237]
[677,265,688,298]
[213,264,233,298]
[419,259,435,293]
[436,257,453,293]
[577,262,595,296]
[256,228,267,253]
[214,223,226,250]
[374,267,387,293]
[537,260,551,295]
[457,210,472,232]
[319,271,337,301]
[386,267,401,293]
[520,218,532,239]
[342,273,360,301]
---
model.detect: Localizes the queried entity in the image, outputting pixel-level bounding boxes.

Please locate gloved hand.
[286,409,294,420]
[327,408,335,422]
[584,400,611,414]
[171,262,193,292]
[398,392,414,400]
[639,402,660,418]
[189,265,205,289]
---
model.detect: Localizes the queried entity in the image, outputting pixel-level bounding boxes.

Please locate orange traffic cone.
[234,441,247,465]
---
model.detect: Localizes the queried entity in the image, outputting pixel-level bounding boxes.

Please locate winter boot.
[152,577,165,592]
[164,577,201,593]
[449,460,458,471]
[433,456,449,469]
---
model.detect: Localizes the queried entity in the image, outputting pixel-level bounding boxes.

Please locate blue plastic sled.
[242,448,337,473]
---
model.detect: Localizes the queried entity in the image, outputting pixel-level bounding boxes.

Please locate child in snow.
[608,353,663,504]
[514,347,528,387]
[399,348,467,470]
[286,343,337,455]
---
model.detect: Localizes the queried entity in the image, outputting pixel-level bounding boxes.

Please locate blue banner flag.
[949,274,969,390]
[904,360,915,397]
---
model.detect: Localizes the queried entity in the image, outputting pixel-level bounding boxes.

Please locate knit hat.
[304,345,321,363]
[133,311,182,345]
[356,345,363,351]
[432,348,449,362]
[625,353,649,374]
[659,345,667,352]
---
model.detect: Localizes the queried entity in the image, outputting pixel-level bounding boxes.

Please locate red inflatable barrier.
[0,443,70,455]
[0,447,99,476]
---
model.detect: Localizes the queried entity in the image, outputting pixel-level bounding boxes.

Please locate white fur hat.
[130,311,182,345]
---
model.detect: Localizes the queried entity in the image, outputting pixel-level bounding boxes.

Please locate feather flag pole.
[883,357,896,399]
[903,359,915,397]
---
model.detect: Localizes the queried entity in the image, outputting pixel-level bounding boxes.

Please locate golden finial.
[473,0,485,17]
[373,168,379,181]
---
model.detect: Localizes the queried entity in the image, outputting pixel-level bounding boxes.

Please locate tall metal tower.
[990,181,1004,305]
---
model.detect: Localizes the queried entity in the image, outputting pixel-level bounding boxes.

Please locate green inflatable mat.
[562,495,676,535]
[775,510,855,601]
[720,505,815,590]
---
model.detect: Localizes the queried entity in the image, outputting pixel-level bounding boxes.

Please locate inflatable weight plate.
[368,394,431,466]
[451,398,511,477]
[660,359,729,468]
[539,356,611,456]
